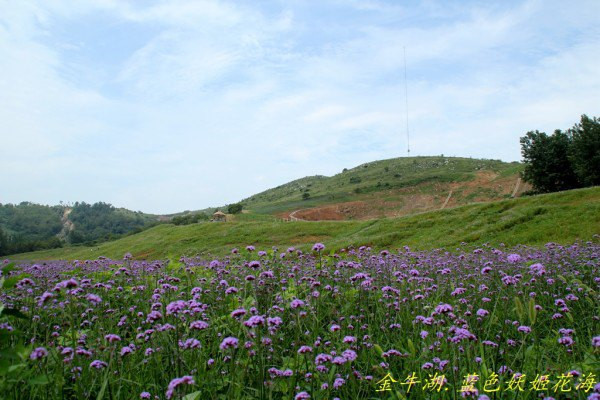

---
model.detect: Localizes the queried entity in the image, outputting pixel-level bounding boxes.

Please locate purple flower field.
[1,241,599,399]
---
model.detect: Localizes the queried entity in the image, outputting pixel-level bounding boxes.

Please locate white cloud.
[1,0,599,213]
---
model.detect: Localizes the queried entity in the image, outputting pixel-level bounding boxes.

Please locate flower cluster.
[1,241,598,399]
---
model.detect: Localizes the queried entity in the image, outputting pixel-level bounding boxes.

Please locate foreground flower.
[120,346,134,356]
[90,360,108,369]
[295,392,310,400]
[86,293,102,305]
[435,303,453,314]
[290,299,305,309]
[507,254,521,263]
[38,291,54,306]
[220,337,239,350]
[166,375,195,399]
[342,349,357,362]
[333,377,345,389]
[30,347,48,360]
[244,315,265,328]
[298,346,313,354]
[166,300,187,315]
[312,243,325,252]
[179,338,201,350]
[105,334,121,343]
[518,326,532,334]
[230,308,247,318]
[190,320,209,330]
[476,309,489,317]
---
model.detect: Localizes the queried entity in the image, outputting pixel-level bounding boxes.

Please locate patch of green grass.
[10,187,599,260]
[464,187,501,202]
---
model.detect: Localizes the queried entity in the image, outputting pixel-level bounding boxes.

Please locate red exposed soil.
[278,172,532,222]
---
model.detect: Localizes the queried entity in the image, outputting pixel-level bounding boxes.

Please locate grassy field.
[9,186,600,261]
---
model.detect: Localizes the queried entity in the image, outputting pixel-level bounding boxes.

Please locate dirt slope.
[279,171,531,221]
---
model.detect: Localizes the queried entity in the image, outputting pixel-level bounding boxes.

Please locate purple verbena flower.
[90,360,108,369]
[166,375,195,399]
[30,347,48,360]
[312,243,325,252]
[220,337,239,350]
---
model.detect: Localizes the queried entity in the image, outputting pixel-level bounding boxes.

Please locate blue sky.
[1,0,599,214]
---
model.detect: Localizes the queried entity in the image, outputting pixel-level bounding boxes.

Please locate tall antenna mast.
[403,46,410,155]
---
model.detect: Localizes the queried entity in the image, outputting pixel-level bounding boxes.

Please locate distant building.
[212,211,226,222]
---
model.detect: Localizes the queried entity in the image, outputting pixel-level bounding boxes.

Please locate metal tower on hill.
[404,46,410,155]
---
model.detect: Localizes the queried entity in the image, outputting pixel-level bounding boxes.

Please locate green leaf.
[525,345,534,360]
[395,389,406,399]
[344,289,358,302]
[566,312,574,323]
[29,375,50,385]
[527,297,536,325]
[587,297,596,307]
[2,276,20,289]
[407,338,416,357]
[182,391,202,400]
[281,356,294,369]
[0,348,19,360]
[0,330,18,341]
[514,297,524,321]
[8,363,26,373]
[97,375,109,400]
[478,343,488,377]
[2,308,28,319]
[373,344,384,357]
[242,296,256,309]
[1,263,16,274]
[282,282,297,301]
[0,358,10,374]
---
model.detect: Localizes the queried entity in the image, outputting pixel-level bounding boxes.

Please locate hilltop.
[239,156,527,220]
[10,186,599,260]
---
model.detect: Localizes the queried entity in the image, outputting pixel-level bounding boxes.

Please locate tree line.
[520,114,599,193]
[0,202,158,256]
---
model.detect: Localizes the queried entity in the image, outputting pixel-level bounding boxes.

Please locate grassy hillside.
[240,156,525,218]
[9,186,599,261]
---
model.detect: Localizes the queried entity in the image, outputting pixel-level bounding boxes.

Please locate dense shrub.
[228,203,243,214]
[171,213,209,226]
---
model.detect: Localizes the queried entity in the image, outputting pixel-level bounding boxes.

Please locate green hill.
[9,186,599,260]
[1,156,525,257]
[239,156,526,219]
[0,202,159,255]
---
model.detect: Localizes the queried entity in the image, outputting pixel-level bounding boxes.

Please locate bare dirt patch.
[278,171,529,222]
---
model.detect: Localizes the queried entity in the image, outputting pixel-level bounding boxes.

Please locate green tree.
[520,129,579,193]
[227,203,243,214]
[568,114,600,186]
[0,226,8,256]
